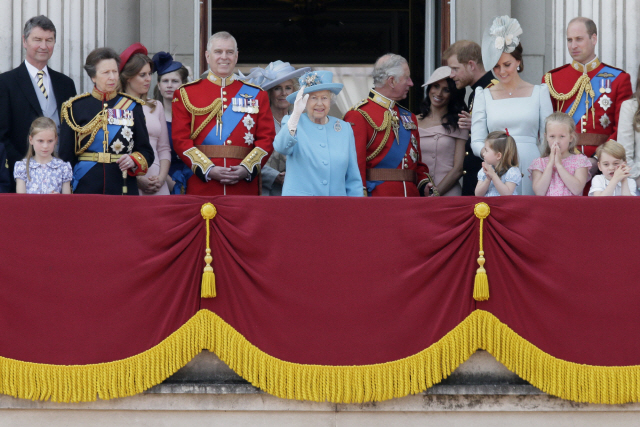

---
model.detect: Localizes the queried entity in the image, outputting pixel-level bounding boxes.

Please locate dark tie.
[37,70,48,99]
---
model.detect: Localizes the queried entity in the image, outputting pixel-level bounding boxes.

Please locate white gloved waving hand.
[287,85,309,135]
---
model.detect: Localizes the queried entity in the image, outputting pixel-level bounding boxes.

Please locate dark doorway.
[208,0,426,111]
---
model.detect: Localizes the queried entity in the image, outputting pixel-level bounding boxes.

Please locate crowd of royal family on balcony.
[1,15,639,197]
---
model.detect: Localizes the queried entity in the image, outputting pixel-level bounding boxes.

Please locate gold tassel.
[473,203,490,301]
[200,203,217,298]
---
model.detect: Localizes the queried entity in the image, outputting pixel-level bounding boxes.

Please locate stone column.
[552,0,639,88]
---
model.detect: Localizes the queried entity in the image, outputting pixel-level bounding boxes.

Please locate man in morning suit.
[543,17,632,171]
[172,31,275,195]
[344,54,431,197]
[444,40,496,196]
[0,15,77,192]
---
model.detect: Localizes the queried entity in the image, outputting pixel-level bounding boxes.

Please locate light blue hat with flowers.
[286,71,344,104]
[243,60,310,91]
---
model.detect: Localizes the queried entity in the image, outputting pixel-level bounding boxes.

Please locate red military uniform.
[344,90,431,197]
[172,71,275,195]
[543,57,632,157]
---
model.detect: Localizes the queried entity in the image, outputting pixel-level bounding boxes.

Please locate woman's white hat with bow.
[481,15,523,71]
[242,60,311,91]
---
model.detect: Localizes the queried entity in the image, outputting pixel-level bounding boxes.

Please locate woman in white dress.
[471,16,553,195]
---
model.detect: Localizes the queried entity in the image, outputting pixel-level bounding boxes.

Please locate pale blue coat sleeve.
[470,87,488,158]
[273,115,297,155]
[343,123,364,197]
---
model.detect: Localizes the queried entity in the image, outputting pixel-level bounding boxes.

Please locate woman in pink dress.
[417,66,469,196]
[119,43,171,195]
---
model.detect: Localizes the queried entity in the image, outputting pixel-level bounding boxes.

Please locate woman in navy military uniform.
[59,47,153,195]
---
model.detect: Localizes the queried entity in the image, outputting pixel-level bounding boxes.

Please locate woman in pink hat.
[119,43,171,195]
[417,66,469,196]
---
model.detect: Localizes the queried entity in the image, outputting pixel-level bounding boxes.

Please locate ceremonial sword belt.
[197,145,251,160]
[577,134,609,146]
[78,153,124,163]
[366,168,416,183]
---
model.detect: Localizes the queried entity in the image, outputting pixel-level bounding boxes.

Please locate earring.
[517,66,521,71]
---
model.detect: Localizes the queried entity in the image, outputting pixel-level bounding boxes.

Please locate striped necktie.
[36,70,48,99]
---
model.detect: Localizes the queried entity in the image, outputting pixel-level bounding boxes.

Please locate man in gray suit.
[0,15,77,192]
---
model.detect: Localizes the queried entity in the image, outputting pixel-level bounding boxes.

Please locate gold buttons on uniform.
[465,152,469,155]
[463,171,467,175]
[223,98,227,102]
[222,91,227,95]
[226,140,232,145]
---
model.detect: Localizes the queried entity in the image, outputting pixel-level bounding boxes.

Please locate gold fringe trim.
[0,310,638,404]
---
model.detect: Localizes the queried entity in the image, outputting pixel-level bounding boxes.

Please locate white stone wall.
[0,0,195,93]
[0,0,106,92]
[454,0,639,91]
[552,0,639,90]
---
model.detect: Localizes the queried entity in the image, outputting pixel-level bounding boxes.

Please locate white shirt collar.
[24,60,49,80]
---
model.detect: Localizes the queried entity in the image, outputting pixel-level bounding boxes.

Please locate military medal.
[605,79,611,94]
[244,132,254,145]
[599,80,606,94]
[124,110,134,126]
[121,126,133,142]
[253,99,260,114]
[411,134,418,150]
[598,94,612,111]
[243,115,255,131]
[600,113,611,129]
[400,114,416,130]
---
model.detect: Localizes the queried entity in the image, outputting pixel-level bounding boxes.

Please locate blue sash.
[73,97,137,191]
[565,66,622,126]
[366,110,412,194]
[202,84,260,146]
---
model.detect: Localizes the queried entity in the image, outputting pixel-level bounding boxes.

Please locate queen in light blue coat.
[273,71,363,197]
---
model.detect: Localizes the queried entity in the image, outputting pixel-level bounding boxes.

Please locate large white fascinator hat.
[481,15,523,71]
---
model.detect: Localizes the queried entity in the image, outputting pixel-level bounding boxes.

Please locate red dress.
[543,58,632,157]
[172,72,275,195]
[344,90,430,197]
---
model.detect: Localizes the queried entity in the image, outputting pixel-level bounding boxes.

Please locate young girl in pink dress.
[529,112,591,196]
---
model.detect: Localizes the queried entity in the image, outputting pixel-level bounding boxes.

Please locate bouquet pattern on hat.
[489,15,523,54]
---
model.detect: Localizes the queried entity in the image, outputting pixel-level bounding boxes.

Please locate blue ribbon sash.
[565,66,622,126]
[73,97,137,191]
[366,110,412,194]
[202,84,260,146]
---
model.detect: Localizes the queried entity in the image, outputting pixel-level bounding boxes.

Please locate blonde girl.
[529,112,591,196]
[475,130,521,196]
[14,117,72,194]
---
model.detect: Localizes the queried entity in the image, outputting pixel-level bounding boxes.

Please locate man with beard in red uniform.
[172,31,274,195]
[543,17,632,174]
[344,54,431,197]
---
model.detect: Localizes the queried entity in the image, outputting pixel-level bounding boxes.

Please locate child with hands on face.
[475,130,521,196]
[14,117,72,194]
[589,140,637,196]
[529,112,591,196]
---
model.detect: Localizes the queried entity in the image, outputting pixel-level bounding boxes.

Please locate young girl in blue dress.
[14,117,72,194]
[475,130,521,196]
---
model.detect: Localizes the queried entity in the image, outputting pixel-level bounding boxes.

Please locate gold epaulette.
[61,92,91,110]
[178,79,202,91]
[349,98,368,112]
[119,92,146,105]
[242,81,263,90]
